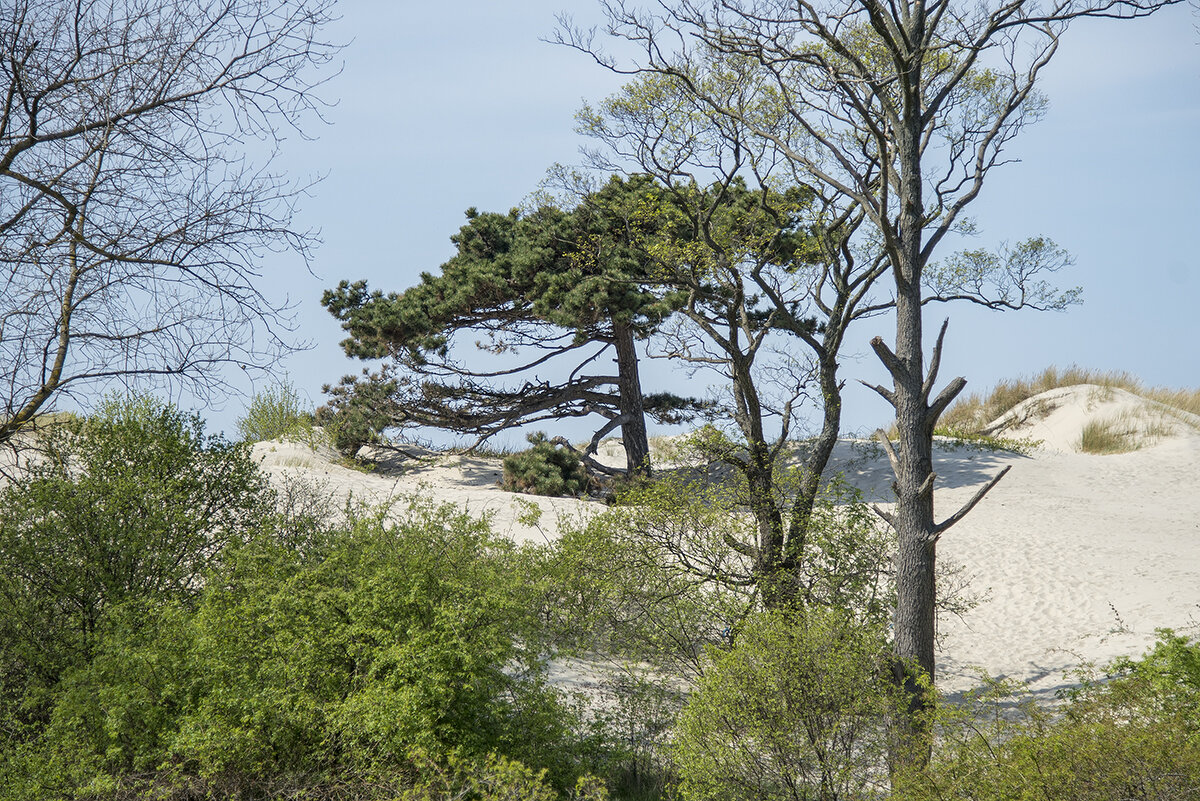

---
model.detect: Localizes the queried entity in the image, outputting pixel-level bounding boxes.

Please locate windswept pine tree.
[321,175,705,475]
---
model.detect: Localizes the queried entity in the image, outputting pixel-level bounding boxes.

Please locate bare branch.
[870,335,909,386]
[923,318,951,401]
[873,427,902,479]
[860,378,897,407]
[932,465,1012,541]
[929,376,968,425]
[0,0,340,445]
[723,533,759,558]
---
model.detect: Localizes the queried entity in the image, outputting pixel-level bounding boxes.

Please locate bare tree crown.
[0,0,339,445]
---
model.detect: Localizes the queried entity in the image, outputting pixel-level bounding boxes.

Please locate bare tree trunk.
[881,110,943,764]
[889,266,938,760]
[613,321,651,476]
[783,348,842,567]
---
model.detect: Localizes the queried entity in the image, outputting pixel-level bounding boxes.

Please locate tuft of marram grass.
[1078,408,1177,454]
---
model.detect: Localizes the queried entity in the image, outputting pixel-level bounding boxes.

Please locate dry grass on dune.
[939,366,1200,435]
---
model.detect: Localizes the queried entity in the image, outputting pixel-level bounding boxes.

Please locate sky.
[208,0,1200,444]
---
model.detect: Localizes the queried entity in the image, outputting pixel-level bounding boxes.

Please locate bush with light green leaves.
[0,398,606,800]
[895,631,1200,801]
[673,608,902,801]
[236,378,316,443]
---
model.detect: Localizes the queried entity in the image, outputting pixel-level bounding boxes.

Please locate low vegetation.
[1078,408,1178,454]
[674,609,901,801]
[5,394,1200,799]
[0,399,606,799]
[240,380,381,472]
[502,432,591,496]
[896,641,1200,800]
[236,378,316,443]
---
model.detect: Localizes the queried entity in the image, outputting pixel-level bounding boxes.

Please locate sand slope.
[251,438,600,544]
[252,385,1200,696]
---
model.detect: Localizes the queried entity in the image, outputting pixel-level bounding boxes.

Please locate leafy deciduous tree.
[575,67,1073,613]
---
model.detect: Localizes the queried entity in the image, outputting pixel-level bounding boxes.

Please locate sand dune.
[252,384,1200,697]
[982,383,1200,454]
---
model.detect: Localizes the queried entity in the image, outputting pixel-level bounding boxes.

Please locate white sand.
[252,385,1200,697]
[251,438,601,545]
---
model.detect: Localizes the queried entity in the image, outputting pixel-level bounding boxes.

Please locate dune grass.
[1078,408,1178,454]
[939,366,1200,435]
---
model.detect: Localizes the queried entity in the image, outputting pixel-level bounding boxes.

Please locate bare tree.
[579,74,890,606]
[0,0,339,447]
[577,62,1076,611]
[561,0,1173,761]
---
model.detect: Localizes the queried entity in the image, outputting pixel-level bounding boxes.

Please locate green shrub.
[1109,627,1200,710]
[896,634,1200,801]
[167,499,594,794]
[0,396,271,713]
[502,432,589,496]
[0,395,274,797]
[0,397,611,799]
[402,749,609,801]
[673,609,901,801]
[0,495,605,799]
[236,378,315,443]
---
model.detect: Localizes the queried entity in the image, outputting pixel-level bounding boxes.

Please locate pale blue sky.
[217,1,1200,444]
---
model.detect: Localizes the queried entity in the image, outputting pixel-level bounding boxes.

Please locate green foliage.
[0,601,202,797]
[544,472,896,800]
[172,501,584,785]
[896,659,1200,801]
[547,483,754,675]
[236,378,315,443]
[401,749,609,801]
[2,499,600,798]
[614,464,894,625]
[323,176,685,362]
[317,368,402,454]
[673,609,901,801]
[1110,628,1200,710]
[502,433,590,497]
[925,237,1081,313]
[931,428,1042,455]
[591,672,682,801]
[319,175,709,462]
[0,400,606,799]
[0,394,272,740]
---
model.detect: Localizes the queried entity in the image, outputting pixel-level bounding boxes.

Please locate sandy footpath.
[252,384,1200,697]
